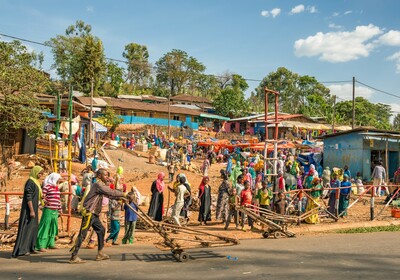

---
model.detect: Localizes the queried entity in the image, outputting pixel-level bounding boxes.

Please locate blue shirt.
[340,181,352,195]
[124,202,138,222]
[344,169,351,179]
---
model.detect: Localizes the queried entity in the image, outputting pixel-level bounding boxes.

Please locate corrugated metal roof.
[200,113,230,121]
[171,94,212,104]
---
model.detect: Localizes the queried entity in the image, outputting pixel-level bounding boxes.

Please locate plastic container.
[391,208,400,218]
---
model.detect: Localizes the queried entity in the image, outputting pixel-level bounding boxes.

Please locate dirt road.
[0,231,398,280]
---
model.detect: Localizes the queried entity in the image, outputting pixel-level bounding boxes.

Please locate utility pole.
[168,94,171,139]
[352,76,355,129]
[332,95,336,132]
[89,79,94,147]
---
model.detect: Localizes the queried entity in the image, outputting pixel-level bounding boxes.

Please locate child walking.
[168,161,178,183]
[122,192,138,244]
[224,188,240,230]
[106,199,122,245]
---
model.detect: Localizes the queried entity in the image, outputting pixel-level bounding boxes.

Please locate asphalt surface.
[1,232,399,280]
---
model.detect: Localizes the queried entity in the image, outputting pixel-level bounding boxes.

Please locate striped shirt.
[42,184,61,210]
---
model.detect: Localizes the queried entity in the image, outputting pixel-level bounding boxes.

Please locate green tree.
[213,74,249,118]
[393,113,400,130]
[335,97,392,129]
[0,41,50,139]
[98,105,123,133]
[48,20,106,95]
[102,61,124,97]
[79,35,106,95]
[155,49,206,96]
[253,67,330,114]
[123,42,151,93]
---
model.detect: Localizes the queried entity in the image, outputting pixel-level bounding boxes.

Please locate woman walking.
[216,170,230,222]
[198,176,212,225]
[36,172,62,252]
[12,166,44,257]
[148,173,165,221]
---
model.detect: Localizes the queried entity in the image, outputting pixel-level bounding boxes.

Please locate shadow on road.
[122,250,225,262]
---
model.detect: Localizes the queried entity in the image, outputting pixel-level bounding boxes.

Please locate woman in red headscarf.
[198,176,212,225]
[148,173,165,221]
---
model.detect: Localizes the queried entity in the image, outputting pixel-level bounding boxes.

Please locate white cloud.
[261,8,281,18]
[329,23,342,29]
[332,12,340,17]
[387,51,400,73]
[294,24,383,62]
[86,6,94,13]
[270,8,281,18]
[344,10,352,15]
[308,6,317,13]
[379,30,400,46]
[390,103,400,115]
[290,5,305,15]
[289,5,317,15]
[328,84,375,100]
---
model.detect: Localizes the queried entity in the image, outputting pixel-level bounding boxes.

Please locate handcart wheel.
[262,232,269,238]
[273,231,281,239]
[178,252,189,262]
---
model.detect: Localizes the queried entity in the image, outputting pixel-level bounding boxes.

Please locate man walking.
[70,168,129,264]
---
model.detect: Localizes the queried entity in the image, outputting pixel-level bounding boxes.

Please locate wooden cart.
[125,203,239,262]
[236,204,297,239]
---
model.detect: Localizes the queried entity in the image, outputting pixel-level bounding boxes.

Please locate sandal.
[95,253,110,261]
[69,256,86,264]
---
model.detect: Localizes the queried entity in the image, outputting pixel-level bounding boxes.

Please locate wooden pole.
[67,86,73,232]
[332,95,336,132]
[263,88,269,177]
[352,77,355,129]
[370,185,375,220]
[168,94,171,139]
[89,79,94,147]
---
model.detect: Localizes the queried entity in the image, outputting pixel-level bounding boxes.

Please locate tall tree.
[393,113,400,130]
[213,74,249,118]
[335,97,392,129]
[123,43,151,93]
[253,67,330,114]
[48,20,106,95]
[102,61,124,97]
[155,49,205,96]
[78,35,106,95]
[0,41,50,140]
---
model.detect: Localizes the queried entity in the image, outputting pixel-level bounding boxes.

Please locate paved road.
[1,232,399,280]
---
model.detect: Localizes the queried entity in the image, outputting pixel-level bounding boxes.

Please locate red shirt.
[241,189,253,206]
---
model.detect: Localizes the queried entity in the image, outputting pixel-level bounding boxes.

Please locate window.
[173,115,180,121]
[121,111,127,116]
[149,112,154,118]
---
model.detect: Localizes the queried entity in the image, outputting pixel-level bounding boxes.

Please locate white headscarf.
[44,172,61,187]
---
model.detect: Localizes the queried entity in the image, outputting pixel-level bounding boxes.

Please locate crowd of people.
[12,162,140,264]
[11,136,400,263]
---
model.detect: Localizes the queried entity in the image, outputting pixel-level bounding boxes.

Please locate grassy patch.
[335,225,400,234]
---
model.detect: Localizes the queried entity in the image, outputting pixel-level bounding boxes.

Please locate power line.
[356,80,400,100]
[2,32,400,103]
[0,32,358,85]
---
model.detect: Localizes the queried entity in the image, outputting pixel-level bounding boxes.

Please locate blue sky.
[1,0,400,114]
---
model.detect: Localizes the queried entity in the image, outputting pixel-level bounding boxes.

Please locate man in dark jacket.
[70,168,129,264]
